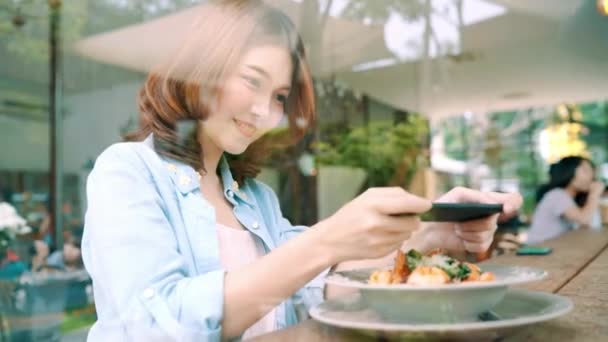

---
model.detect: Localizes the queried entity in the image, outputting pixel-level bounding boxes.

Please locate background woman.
[528,156,605,244]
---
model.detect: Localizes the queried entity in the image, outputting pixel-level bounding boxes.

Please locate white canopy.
[336,0,608,120]
[74,0,608,120]
[73,0,392,77]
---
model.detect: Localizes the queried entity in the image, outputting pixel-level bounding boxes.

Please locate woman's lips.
[234,118,256,138]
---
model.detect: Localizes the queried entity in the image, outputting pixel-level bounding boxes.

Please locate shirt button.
[251,221,260,229]
[143,288,155,299]
[226,190,234,198]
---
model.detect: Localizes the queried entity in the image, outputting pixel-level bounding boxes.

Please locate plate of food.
[324,249,547,323]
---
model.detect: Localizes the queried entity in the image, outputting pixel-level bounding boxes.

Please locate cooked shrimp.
[392,250,410,278]
[368,249,492,285]
[406,266,450,285]
[480,272,496,281]
[390,271,407,284]
[463,262,481,281]
[369,270,393,285]
[426,248,448,257]
[465,262,481,273]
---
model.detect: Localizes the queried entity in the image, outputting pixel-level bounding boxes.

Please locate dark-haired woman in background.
[527,156,605,244]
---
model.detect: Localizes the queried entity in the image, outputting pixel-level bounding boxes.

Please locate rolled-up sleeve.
[82,144,225,341]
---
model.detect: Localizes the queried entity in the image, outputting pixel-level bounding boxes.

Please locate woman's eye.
[242,76,261,88]
[275,94,287,104]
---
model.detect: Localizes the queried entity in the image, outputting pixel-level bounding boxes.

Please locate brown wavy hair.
[126,0,315,184]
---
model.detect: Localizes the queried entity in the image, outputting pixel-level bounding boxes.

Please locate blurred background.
[0,0,607,340]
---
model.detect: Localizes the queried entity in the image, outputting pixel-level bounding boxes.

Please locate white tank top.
[216,223,276,340]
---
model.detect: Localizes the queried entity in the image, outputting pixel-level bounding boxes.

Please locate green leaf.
[406,249,423,270]
[456,263,472,280]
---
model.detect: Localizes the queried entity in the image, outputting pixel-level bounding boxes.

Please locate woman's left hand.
[416,187,523,253]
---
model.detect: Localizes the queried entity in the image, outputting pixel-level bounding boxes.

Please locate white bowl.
[324,265,547,323]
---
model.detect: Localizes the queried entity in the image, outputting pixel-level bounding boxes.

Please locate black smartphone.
[420,202,504,222]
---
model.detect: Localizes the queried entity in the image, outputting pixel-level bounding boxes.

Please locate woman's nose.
[251,101,271,118]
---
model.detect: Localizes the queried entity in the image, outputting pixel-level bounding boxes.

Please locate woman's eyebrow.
[246,65,270,79]
[246,64,290,90]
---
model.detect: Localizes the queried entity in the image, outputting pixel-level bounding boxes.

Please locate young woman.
[528,156,605,244]
[82,1,522,340]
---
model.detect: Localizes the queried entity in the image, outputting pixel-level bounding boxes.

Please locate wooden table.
[254,228,608,342]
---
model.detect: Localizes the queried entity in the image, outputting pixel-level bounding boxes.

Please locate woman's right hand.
[313,187,432,264]
[590,181,606,198]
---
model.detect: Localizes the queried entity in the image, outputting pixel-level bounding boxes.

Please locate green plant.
[315,116,429,187]
[60,306,97,334]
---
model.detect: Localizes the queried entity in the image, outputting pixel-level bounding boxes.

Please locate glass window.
[1,1,606,340]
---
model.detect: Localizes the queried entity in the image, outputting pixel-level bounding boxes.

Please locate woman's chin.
[223,143,249,155]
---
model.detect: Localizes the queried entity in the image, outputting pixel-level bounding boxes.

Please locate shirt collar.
[219,155,255,206]
[144,134,201,195]
[147,134,253,205]
[164,160,201,195]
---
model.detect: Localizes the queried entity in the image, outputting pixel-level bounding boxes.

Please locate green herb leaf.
[406,249,423,270]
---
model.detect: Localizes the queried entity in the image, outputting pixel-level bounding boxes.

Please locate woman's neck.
[198,127,223,185]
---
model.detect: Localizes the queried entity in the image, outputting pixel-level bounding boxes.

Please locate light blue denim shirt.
[82,135,326,341]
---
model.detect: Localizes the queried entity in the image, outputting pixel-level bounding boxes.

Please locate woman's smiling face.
[200,44,293,155]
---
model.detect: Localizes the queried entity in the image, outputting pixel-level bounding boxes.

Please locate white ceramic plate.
[310,288,573,339]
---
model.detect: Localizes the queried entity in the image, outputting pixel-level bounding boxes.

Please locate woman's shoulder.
[542,188,571,201]
[538,188,576,209]
[95,137,167,172]
[95,140,159,168]
[90,140,165,185]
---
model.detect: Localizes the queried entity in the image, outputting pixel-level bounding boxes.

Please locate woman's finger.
[436,187,496,203]
[368,187,432,216]
[463,240,492,253]
[456,229,494,243]
[379,214,422,234]
[456,214,499,233]
[486,192,523,218]
[366,232,411,258]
